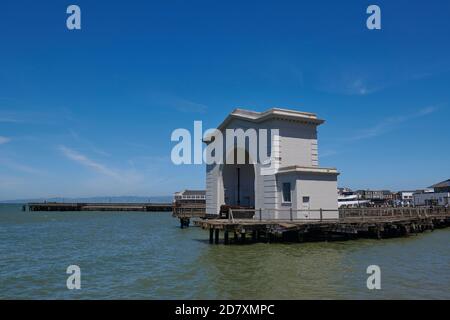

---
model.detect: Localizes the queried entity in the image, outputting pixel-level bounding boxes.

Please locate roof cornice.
[277,165,340,176]
[217,107,325,131]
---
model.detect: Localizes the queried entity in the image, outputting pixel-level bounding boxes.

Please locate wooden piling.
[209,228,214,244]
[256,230,261,241]
[180,217,190,228]
[214,229,219,244]
[241,232,246,244]
[224,230,229,245]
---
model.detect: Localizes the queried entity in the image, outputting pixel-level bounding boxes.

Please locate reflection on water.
[0,204,449,299]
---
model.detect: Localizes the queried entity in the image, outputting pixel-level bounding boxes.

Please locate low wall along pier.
[27,202,173,212]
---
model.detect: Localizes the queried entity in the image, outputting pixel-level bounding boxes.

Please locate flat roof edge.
[218,107,325,130]
[277,166,340,175]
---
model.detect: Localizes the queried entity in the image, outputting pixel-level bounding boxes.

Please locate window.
[303,196,310,203]
[282,183,291,203]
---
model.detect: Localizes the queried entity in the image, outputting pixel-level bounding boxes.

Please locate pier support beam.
[180,218,190,229]
[215,229,220,244]
[224,231,229,245]
[240,232,246,244]
[376,228,382,240]
[264,231,271,243]
[234,232,238,243]
[209,229,214,244]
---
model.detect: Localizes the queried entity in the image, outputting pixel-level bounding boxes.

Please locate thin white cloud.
[316,68,383,96]
[347,106,439,141]
[0,108,74,126]
[146,92,208,114]
[174,99,208,114]
[0,158,44,175]
[320,149,338,158]
[7,162,43,175]
[67,130,111,157]
[346,78,377,96]
[59,145,120,179]
[0,136,11,144]
[0,117,21,123]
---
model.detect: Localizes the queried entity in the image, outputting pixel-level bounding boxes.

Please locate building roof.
[355,189,392,193]
[174,190,206,196]
[277,165,339,175]
[430,179,450,188]
[216,107,325,131]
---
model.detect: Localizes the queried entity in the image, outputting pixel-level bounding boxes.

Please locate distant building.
[173,190,206,204]
[356,190,393,201]
[413,179,450,206]
[414,192,450,206]
[338,187,352,195]
[173,190,206,216]
[338,189,370,208]
[430,179,450,193]
[395,191,415,204]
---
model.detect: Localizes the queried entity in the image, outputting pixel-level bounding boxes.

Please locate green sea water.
[0,204,449,299]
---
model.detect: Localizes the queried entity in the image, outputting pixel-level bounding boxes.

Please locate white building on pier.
[205,108,339,219]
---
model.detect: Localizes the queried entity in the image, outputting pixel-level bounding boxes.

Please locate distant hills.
[0,196,173,204]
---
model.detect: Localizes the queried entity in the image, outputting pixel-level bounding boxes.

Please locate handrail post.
[320,208,323,222]
[290,208,293,221]
[259,208,262,221]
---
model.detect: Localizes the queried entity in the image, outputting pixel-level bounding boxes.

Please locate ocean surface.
[0,204,449,300]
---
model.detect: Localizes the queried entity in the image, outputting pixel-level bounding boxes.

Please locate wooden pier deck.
[172,204,207,228]
[27,202,173,212]
[196,207,450,244]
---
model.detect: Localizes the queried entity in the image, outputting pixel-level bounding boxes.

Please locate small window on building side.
[282,183,291,203]
[303,196,310,203]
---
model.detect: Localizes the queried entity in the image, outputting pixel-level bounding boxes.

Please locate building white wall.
[295,173,338,211]
[272,119,318,168]
[273,172,338,220]
[220,118,318,167]
[400,192,414,201]
[205,163,220,215]
[413,192,450,206]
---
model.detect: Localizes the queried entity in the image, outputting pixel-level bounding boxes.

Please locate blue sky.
[0,0,449,200]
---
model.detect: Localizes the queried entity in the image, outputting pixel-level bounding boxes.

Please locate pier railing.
[172,204,207,217]
[228,207,450,222]
[229,208,339,222]
[340,207,449,220]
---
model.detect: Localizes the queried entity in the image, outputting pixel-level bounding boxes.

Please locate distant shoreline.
[0,195,172,204]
